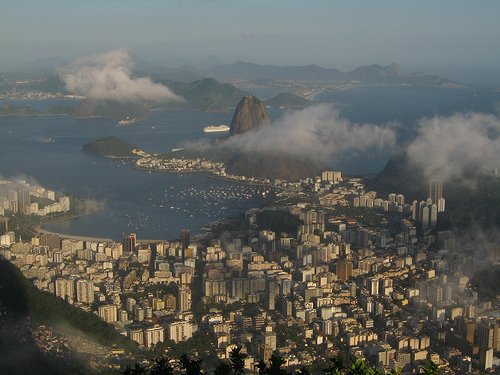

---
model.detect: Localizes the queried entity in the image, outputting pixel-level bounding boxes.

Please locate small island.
[82,136,145,158]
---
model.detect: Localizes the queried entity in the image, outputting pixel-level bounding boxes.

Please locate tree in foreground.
[150,356,174,375]
[213,361,232,375]
[348,359,383,375]
[323,355,345,375]
[256,354,289,375]
[121,352,441,375]
[229,346,247,375]
[421,361,440,375]
[179,353,204,375]
[296,366,311,375]
[123,363,148,375]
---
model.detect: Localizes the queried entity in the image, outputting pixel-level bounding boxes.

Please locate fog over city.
[407,113,500,182]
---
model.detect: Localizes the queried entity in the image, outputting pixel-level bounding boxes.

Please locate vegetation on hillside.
[256,210,303,237]
[435,175,500,230]
[265,92,310,109]
[471,264,500,300]
[82,136,141,158]
[164,78,248,111]
[0,259,139,353]
[367,149,500,231]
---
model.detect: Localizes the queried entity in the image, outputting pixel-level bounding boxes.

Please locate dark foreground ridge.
[0,259,138,374]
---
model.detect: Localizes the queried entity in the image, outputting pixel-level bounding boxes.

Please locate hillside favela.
[1,1,499,374]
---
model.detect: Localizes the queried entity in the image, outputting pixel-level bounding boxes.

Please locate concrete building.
[55,277,74,303]
[98,304,118,323]
[167,320,193,343]
[143,325,165,348]
[336,260,353,281]
[76,279,94,304]
[0,217,8,235]
[177,286,192,312]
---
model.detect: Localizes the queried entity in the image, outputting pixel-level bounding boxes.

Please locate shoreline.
[134,165,300,193]
[35,213,231,244]
[31,187,251,244]
[35,225,175,244]
[33,208,117,242]
[33,207,184,243]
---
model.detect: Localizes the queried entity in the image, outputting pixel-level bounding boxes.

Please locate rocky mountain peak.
[229,95,270,135]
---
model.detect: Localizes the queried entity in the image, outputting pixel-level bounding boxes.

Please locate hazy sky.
[2,0,499,83]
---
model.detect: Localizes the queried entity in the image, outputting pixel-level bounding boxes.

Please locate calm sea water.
[0,106,276,240]
[1,86,499,239]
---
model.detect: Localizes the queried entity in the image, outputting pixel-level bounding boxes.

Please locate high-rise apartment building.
[429,180,443,205]
[18,189,31,214]
[76,279,94,304]
[0,217,8,235]
[336,260,353,281]
[181,229,190,251]
[167,320,193,343]
[40,233,61,250]
[143,325,165,348]
[55,277,75,302]
[122,233,136,254]
[177,285,192,312]
[475,318,500,351]
[98,304,118,323]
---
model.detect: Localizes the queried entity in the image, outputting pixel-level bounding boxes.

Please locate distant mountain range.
[0,57,462,119]
[134,58,460,88]
[2,55,461,88]
[208,61,460,88]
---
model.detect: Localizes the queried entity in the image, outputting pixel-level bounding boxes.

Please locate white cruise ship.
[117,117,139,126]
[203,124,230,133]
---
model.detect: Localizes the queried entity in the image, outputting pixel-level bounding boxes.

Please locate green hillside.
[164,78,248,111]
[265,92,311,108]
[82,136,141,158]
[0,259,138,353]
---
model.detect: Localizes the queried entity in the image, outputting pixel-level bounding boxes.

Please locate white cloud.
[407,112,500,181]
[217,103,396,164]
[58,49,183,102]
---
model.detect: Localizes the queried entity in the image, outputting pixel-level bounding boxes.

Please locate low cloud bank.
[58,49,183,102]
[192,104,397,165]
[407,112,500,182]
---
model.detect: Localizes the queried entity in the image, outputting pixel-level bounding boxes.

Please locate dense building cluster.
[0,172,498,373]
[0,179,70,217]
[0,179,71,246]
[136,156,225,175]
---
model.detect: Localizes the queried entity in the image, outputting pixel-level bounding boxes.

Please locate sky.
[2,0,500,84]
